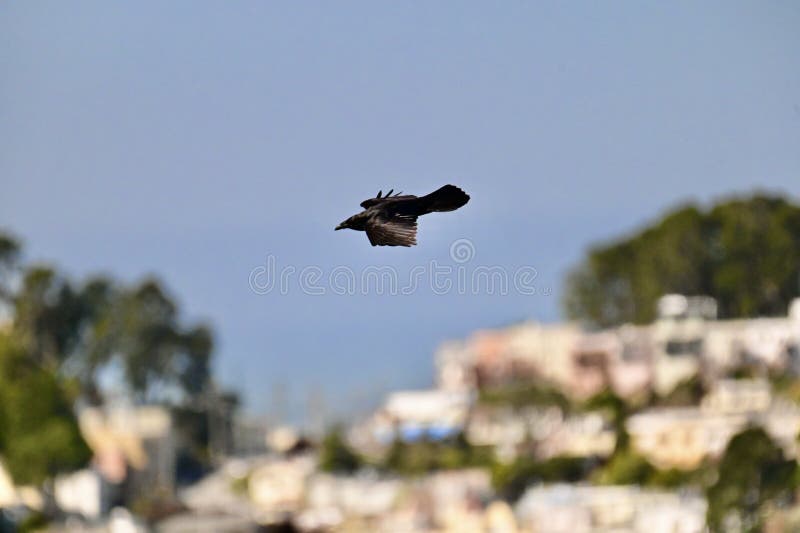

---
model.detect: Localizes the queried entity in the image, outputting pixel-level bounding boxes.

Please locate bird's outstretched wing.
[365,213,418,247]
[360,185,469,215]
[360,189,417,209]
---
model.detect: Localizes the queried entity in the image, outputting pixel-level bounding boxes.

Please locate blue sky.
[2,2,799,422]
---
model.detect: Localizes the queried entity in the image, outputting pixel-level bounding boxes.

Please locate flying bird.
[335,185,470,246]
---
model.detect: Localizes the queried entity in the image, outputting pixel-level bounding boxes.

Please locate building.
[701,378,772,414]
[465,405,529,461]
[381,389,473,442]
[248,454,316,515]
[79,406,176,501]
[515,484,706,533]
[435,322,582,394]
[54,469,109,521]
[651,295,715,395]
[537,412,617,460]
[627,381,800,470]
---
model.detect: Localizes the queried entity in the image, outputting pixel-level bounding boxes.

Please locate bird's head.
[335,213,367,231]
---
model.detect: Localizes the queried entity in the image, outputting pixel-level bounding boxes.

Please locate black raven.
[335,185,470,246]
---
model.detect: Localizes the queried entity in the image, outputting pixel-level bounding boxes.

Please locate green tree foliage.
[319,426,362,474]
[0,334,91,485]
[478,382,570,411]
[565,195,800,327]
[2,230,213,404]
[653,375,706,407]
[582,389,629,451]
[381,434,494,476]
[491,455,590,501]
[0,230,20,300]
[12,267,88,369]
[0,229,223,481]
[592,449,654,486]
[706,426,798,533]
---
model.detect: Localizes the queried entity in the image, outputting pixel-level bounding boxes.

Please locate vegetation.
[9,264,213,404]
[492,455,593,501]
[319,426,363,474]
[0,333,90,485]
[0,229,224,488]
[706,426,798,533]
[478,382,570,411]
[564,195,800,327]
[591,449,654,486]
[380,434,494,476]
[652,375,706,407]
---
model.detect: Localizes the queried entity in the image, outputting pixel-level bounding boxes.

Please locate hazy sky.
[2,2,799,421]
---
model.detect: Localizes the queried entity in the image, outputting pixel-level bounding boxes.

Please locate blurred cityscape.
[4,257,800,532]
[4,2,800,531]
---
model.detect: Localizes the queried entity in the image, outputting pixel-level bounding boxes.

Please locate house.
[305,473,400,519]
[627,393,800,470]
[426,468,492,530]
[248,454,316,514]
[79,406,176,500]
[626,407,742,469]
[465,406,533,461]
[54,469,109,521]
[537,412,617,460]
[434,322,582,393]
[701,378,771,414]
[381,389,473,441]
[652,295,715,395]
[515,484,706,533]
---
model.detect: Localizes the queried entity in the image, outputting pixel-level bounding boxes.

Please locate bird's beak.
[335,223,345,231]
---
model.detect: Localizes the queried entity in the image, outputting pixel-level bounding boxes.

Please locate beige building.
[701,378,771,413]
[627,408,743,469]
[248,454,316,514]
[434,321,582,393]
[537,412,617,460]
[79,405,175,494]
[569,326,653,399]
[515,484,707,533]
[627,380,800,469]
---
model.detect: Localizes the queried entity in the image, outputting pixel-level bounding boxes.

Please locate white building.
[54,469,109,520]
[627,391,800,470]
[652,295,714,395]
[248,454,316,514]
[515,484,706,533]
[382,389,473,441]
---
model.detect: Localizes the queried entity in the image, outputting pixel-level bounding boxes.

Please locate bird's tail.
[422,185,470,213]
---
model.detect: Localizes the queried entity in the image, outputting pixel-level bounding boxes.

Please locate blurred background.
[1,2,799,532]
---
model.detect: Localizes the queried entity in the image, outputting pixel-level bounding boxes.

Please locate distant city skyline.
[2,2,799,421]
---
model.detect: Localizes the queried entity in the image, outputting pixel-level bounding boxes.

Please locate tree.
[592,449,654,486]
[492,455,590,502]
[654,375,706,407]
[583,389,628,452]
[108,279,213,403]
[564,195,800,327]
[319,426,362,474]
[706,426,798,533]
[12,267,87,369]
[0,230,223,473]
[0,230,20,301]
[0,333,90,485]
[9,265,213,404]
[380,433,494,476]
[478,382,570,411]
